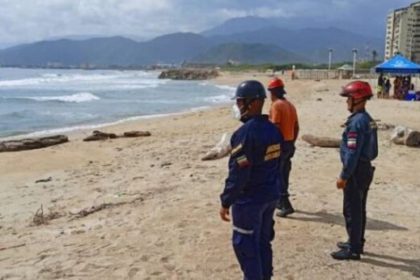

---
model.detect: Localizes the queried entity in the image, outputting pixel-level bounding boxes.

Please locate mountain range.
[0,16,384,67]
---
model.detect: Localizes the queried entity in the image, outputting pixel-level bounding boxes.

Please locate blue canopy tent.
[375,55,420,101]
[375,54,420,74]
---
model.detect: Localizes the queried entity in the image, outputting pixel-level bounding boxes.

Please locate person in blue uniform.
[331,81,378,260]
[220,80,284,280]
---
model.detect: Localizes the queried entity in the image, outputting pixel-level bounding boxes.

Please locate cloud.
[217,6,291,19]
[0,0,415,45]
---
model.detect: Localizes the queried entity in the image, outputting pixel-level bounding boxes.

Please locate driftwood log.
[123,131,151,137]
[70,196,144,220]
[0,135,69,152]
[301,134,341,148]
[83,130,151,141]
[83,130,118,141]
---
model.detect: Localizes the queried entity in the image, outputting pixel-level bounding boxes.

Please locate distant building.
[385,1,420,62]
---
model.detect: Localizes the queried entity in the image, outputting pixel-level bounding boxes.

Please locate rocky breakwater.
[158,68,219,80]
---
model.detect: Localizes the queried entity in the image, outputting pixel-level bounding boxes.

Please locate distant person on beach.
[332,81,378,260]
[393,76,399,99]
[377,73,384,98]
[267,77,299,217]
[220,80,284,280]
[402,76,410,99]
[384,78,391,99]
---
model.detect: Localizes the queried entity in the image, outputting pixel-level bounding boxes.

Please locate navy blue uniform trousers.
[232,200,277,280]
[279,141,295,199]
[343,161,375,253]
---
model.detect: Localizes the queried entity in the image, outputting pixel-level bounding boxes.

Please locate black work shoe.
[277,198,294,217]
[337,241,364,254]
[337,241,350,249]
[276,206,295,217]
[331,248,361,260]
[276,200,284,210]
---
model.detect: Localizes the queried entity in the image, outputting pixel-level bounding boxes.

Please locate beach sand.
[1,72,420,279]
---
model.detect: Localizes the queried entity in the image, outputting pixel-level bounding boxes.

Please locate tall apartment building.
[385,1,420,62]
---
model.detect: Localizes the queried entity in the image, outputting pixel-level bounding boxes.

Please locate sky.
[0,0,416,47]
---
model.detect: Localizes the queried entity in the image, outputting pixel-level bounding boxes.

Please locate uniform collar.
[255,114,269,121]
[247,114,268,122]
[346,109,365,125]
[348,109,365,119]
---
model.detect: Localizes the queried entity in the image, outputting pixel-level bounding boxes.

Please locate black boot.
[276,197,294,217]
[337,241,364,254]
[331,248,361,260]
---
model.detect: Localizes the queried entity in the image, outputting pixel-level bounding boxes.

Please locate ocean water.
[0,68,235,138]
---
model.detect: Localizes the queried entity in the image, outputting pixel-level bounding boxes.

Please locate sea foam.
[29,92,100,103]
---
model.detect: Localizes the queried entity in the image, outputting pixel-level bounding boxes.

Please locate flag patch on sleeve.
[236,155,250,168]
[347,132,357,149]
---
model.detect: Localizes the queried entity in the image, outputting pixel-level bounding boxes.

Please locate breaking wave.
[27,92,100,103]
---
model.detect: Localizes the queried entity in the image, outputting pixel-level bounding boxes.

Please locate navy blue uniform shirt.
[340,110,378,180]
[220,115,284,208]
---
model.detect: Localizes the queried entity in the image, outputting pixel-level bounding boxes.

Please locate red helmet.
[267,77,285,90]
[340,81,373,100]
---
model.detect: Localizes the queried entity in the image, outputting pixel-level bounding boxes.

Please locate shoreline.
[0,70,237,141]
[0,104,229,141]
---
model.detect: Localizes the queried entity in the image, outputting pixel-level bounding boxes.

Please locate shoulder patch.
[265,144,281,161]
[231,144,243,155]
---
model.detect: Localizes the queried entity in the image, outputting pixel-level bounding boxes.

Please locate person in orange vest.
[267,77,299,217]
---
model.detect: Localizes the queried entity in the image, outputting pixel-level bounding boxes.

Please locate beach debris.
[391,126,420,147]
[340,120,394,131]
[32,204,64,226]
[83,130,151,141]
[32,205,45,225]
[314,87,329,92]
[301,134,341,148]
[160,161,172,167]
[0,135,69,153]
[0,243,26,252]
[70,197,144,219]
[202,133,232,160]
[83,130,117,141]
[377,122,395,131]
[371,119,395,131]
[72,204,113,218]
[70,187,173,220]
[158,68,219,80]
[35,177,52,183]
[123,131,151,137]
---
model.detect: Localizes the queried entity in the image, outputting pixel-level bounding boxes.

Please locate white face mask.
[232,103,242,120]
